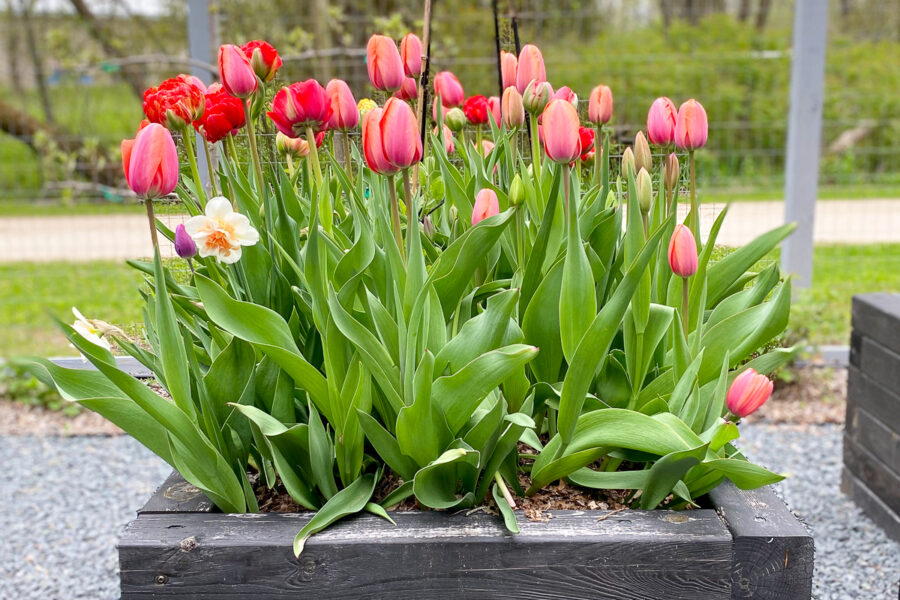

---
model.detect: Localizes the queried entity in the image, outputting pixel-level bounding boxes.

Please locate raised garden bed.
[843,293,900,542]
[119,472,813,599]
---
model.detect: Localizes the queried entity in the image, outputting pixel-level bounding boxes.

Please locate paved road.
[1,200,899,262]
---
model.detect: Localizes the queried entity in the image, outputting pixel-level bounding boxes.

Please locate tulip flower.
[434,71,465,107]
[634,131,652,174]
[366,34,404,92]
[668,224,698,277]
[361,108,397,175]
[674,99,708,151]
[541,99,581,165]
[472,188,500,225]
[325,79,359,131]
[522,79,552,115]
[578,126,594,162]
[726,368,774,418]
[71,307,112,353]
[400,33,423,77]
[487,96,501,127]
[184,196,260,264]
[122,123,178,199]
[588,85,613,125]
[276,131,310,158]
[444,107,466,132]
[194,83,245,143]
[463,95,490,125]
[647,97,677,146]
[380,97,422,169]
[434,125,455,154]
[501,87,525,129]
[142,77,205,131]
[357,98,377,118]
[500,50,517,89]
[267,80,330,138]
[553,86,578,108]
[515,44,546,94]
[241,40,283,82]
[174,223,198,259]
[218,44,258,99]
[177,73,207,93]
[394,77,419,100]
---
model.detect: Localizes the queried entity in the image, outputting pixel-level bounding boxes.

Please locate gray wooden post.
[188,0,212,191]
[781,0,828,288]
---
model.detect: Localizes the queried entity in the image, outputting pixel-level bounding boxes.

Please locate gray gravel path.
[1,425,897,598]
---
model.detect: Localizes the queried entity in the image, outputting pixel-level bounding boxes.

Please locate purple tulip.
[174,223,197,259]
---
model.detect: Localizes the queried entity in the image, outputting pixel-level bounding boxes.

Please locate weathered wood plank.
[845,405,900,474]
[852,293,900,356]
[847,365,900,437]
[119,509,733,599]
[843,434,900,514]
[856,336,900,397]
[138,471,214,514]
[709,481,813,600]
[840,467,900,543]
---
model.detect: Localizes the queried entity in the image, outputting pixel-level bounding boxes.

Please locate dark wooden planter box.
[843,293,900,542]
[119,472,812,599]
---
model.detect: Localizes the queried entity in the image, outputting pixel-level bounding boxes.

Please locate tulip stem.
[306,126,331,235]
[306,126,324,188]
[342,131,354,185]
[143,197,159,249]
[682,275,690,341]
[601,128,610,194]
[202,139,219,197]
[562,163,571,225]
[594,124,602,187]
[243,101,266,201]
[689,150,699,248]
[515,205,525,271]
[387,174,406,263]
[182,129,207,206]
[529,113,541,171]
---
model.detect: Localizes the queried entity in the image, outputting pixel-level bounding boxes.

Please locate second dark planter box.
[119,472,813,599]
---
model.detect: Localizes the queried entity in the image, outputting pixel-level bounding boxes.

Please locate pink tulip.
[434,71,465,107]
[367,34,404,92]
[541,99,581,164]
[218,44,258,99]
[394,77,419,101]
[516,44,546,94]
[726,368,774,418]
[668,224,698,277]
[553,86,578,108]
[647,97,677,146]
[472,188,500,225]
[400,33,422,77]
[434,125,455,154]
[674,99,708,151]
[362,108,397,175]
[500,51,517,90]
[266,80,330,137]
[588,85,613,124]
[501,87,524,128]
[325,79,359,131]
[487,96,501,127]
[380,97,422,169]
[122,122,179,198]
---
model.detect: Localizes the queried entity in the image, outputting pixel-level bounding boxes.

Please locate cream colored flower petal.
[237,225,260,246]
[72,306,88,324]
[205,196,233,220]
[197,244,217,259]
[218,246,243,264]
[184,215,211,237]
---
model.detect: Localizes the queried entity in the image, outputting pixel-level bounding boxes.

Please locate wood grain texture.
[852,293,900,356]
[138,471,214,514]
[856,336,900,398]
[843,434,900,514]
[845,405,900,474]
[840,467,900,543]
[847,365,900,436]
[709,482,813,600]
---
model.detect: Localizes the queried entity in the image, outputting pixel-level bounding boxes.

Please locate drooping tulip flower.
[174,223,197,259]
[668,224,698,277]
[142,77,205,131]
[500,50,517,89]
[463,95,490,125]
[726,368,774,418]
[501,87,525,128]
[444,107,466,132]
[588,85,613,125]
[380,97,422,169]
[400,33,422,77]
[267,80,330,138]
[472,188,500,225]
[325,79,359,131]
[487,96,501,127]
[578,126,595,161]
[434,71,465,108]
[366,34,405,92]
[194,83,245,143]
[554,86,578,108]
[276,131,310,158]
[674,99,708,151]
[634,131,652,174]
[241,40,283,82]
[218,44,258,99]
[184,196,260,264]
[394,77,418,100]
[122,122,179,199]
[647,97,677,146]
[515,44,546,94]
[357,98,377,118]
[541,99,581,164]
[523,79,552,115]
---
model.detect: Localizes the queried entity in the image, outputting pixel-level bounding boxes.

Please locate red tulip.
[588,85,613,125]
[501,87,525,128]
[241,40,282,82]
[647,97,677,146]
[578,126,595,161]
[674,99,708,151]
[726,368,774,418]
[122,122,178,198]
[472,188,500,225]
[218,44,258,99]
[193,83,245,143]
[516,44,546,94]
[362,107,397,175]
[380,97,422,169]
[668,224,698,277]
[500,50,517,90]
[541,99,581,164]
[394,77,418,101]
[434,71,464,108]
[463,95,490,125]
[143,77,204,131]
[400,33,422,77]
[367,34,404,92]
[267,80,330,138]
[325,79,359,131]
[487,96,501,127]
[554,86,578,108]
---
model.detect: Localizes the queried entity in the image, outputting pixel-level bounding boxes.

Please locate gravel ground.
[1,425,897,598]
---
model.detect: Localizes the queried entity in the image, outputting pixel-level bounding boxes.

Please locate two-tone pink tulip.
[218,44,258,99]
[588,85,613,125]
[668,224,698,277]
[400,33,423,77]
[325,79,359,131]
[516,44,546,94]
[434,71,465,108]
[367,34,405,92]
[647,97,677,146]
[500,51,517,89]
[675,99,708,151]
[121,122,179,199]
[501,87,525,128]
[541,99,581,164]
[726,368,774,418]
[266,80,330,138]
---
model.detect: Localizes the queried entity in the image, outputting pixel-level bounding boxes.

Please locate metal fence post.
[188,0,212,191]
[781,0,828,288]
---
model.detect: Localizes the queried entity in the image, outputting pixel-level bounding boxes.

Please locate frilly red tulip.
[674,99,708,151]
[362,107,396,175]
[516,44,546,94]
[325,79,359,131]
[367,34,404,92]
[668,224,698,277]
[554,86,578,108]
[218,44,258,99]
[267,80,330,138]
[501,87,524,128]
[541,99,581,164]
[500,51,517,90]
[394,77,418,101]
[380,97,422,169]
[588,85,613,125]
[178,74,206,93]
[472,188,500,225]
[400,33,422,77]
[463,95,490,125]
[193,83,245,143]
[143,77,204,131]
[647,97,677,146]
[726,368,774,418]
[578,126,595,161]
[434,71,465,108]
[241,40,282,82]
[122,122,178,199]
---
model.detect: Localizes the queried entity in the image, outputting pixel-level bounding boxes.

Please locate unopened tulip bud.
[509,174,525,207]
[621,147,635,179]
[449,205,459,222]
[674,99,709,151]
[423,215,435,237]
[501,87,525,129]
[634,131,652,174]
[444,107,466,132]
[472,188,500,225]
[523,80,551,115]
[664,153,680,195]
[516,44,546,94]
[218,44,258,99]
[636,168,652,213]
[174,223,197,258]
[668,224,698,277]
[726,368,774,418]
[276,131,309,158]
[588,84,613,125]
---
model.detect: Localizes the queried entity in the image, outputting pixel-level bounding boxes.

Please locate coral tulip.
[394,77,418,101]
[174,223,197,259]
[362,108,399,175]
[516,44,546,94]
[463,95,490,125]
[267,80,330,138]
[143,77,204,131]
[122,122,179,199]
[218,44,258,99]
[193,83,245,143]
[500,50,517,90]
[554,86,578,108]
[668,224,698,277]
[647,97,677,146]
[501,87,525,128]
[380,97,422,169]
[726,368,774,418]
[674,99,708,151]
[434,71,465,108]
[588,85,613,125]
[241,40,282,82]
[325,79,359,131]
[523,79,552,115]
[366,34,404,92]
[472,188,500,225]
[400,33,422,77]
[487,96,501,127]
[541,99,581,164]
